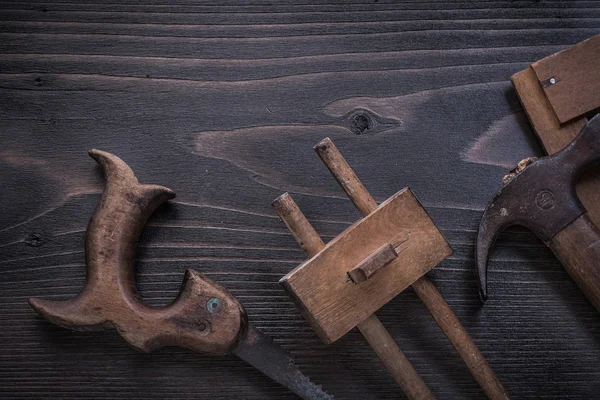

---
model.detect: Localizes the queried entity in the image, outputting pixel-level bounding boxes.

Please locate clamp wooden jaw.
[29,150,248,355]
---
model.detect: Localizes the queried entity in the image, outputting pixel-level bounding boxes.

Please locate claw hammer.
[477,115,600,312]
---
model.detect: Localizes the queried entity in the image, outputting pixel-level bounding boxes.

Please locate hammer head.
[477,114,600,302]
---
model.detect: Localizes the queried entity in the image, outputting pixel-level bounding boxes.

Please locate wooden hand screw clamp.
[272,139,509,400]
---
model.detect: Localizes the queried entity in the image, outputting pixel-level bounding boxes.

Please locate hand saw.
[29,149,332,400]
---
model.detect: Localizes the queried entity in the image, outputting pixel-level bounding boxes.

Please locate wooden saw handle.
[29,150,247,355]
[548,213,600,312]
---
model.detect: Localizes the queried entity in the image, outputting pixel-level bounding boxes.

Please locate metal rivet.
[206,298,222,313]
[549,77,556,85]
[197,322,208,332]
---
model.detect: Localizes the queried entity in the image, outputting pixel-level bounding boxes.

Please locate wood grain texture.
[511,52,600,235]
[29,149,249,356]
[511,38,600,315]
[511,67,588,153]
[272,192,435,400]
[532,34,600,123]
[281,188,451,344]
[314,138,508,400]
[549,213,600,313]
[1,1,600,399]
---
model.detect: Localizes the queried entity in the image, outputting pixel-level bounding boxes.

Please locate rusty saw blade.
[233,325,332,400]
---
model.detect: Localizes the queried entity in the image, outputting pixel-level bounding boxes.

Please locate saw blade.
[233,324,332,400]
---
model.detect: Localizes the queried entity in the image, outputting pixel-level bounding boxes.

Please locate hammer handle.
[315,138,509,400]
[548,213,600,312]
[273,193,435,400]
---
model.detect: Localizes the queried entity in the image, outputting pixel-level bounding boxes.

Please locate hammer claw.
[476,202,512,303]
[477,114,600,304]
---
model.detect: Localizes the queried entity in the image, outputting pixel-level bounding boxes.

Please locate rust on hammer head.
[477,114,600,302]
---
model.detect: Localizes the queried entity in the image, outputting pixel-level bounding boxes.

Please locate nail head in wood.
[531,33,600,124]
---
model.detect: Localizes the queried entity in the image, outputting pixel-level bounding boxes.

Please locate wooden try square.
[279,188,452,344]
[531,34,600,124]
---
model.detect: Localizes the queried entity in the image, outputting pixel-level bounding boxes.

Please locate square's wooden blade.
[531,34,600,124]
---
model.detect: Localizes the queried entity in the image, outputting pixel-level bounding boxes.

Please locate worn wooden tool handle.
[548,213,600,312]
[314,138,509,400]
[29,150,247,355]
[273,193,435,400]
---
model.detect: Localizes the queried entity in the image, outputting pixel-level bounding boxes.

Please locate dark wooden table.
[1,1,599,398]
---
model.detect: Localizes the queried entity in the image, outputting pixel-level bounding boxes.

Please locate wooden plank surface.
[281,188,451,344]
[1,1,600,399]
[531,34,600,123]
